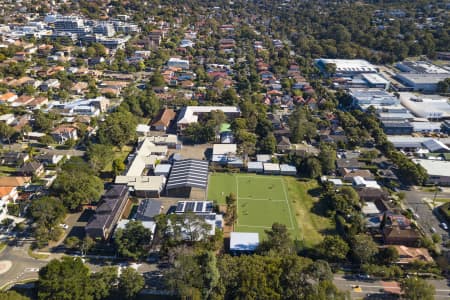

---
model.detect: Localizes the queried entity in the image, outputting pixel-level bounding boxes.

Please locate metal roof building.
[166,159,209,197]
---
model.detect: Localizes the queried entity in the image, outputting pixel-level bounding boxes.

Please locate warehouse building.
[413,159,450,186]
[315,58,378,76]
[395,73,449,93]
[400,93,450,120]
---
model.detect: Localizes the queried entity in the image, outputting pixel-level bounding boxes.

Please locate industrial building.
[395,73,449,93]
[315,58,378,76]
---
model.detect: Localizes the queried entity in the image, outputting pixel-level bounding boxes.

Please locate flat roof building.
[395,61,450,74]
[263,163,280,174]
[177,106,240,132]
[279,164,297,176]
[395,73,449,93]
[315,58,378,76]
[115,175,166,198]
[211,144,238,165]
[350,88,399,109]
[400,92,450,120]
[135,199,163,221]
[247,161,264,173]
[413,159,450,186]
[230,232,259,254]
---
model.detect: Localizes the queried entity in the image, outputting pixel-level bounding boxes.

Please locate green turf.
[207,173,237,204]
[208,173,299,240]
[208,173,333,246]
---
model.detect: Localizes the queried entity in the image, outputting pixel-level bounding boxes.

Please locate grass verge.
[27,248,49,260]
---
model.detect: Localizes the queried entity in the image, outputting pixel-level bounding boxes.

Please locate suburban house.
[381,212,421,246]
[276,136,292,153]
[35,153,65,165]
[0,152,30,166]
[85,184,129,240]
[0,186,19,221]
[17,161,44,177]
[384,245,433,264]
[151,108,176,131]
[51,125,78,144]
[0,176,31,189]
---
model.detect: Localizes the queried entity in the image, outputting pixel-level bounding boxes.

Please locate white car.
[59,224,69,230]
[441,223,448,230]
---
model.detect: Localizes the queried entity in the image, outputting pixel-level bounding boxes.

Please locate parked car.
[441,222,448,230]
[59,224,69,230]
[430,227,436,233]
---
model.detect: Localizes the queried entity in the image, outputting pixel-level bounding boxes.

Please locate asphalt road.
[403,189,449,244]
[0,243,47,289]
[334,274,450,299]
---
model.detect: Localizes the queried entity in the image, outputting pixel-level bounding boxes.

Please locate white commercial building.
[400,93,450,120]
[315,58,378,76]
[413,159,450,186]
[395,73,449,93]
[177,106,240,131]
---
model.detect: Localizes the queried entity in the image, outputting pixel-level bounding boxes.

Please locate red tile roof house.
[151,108,176,131]
[51,125,78,144]
[0,186,19,221]
[0,92,18,103]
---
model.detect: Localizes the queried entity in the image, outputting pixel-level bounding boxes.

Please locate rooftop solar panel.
[176,202,185,212]
[185,202,195,212]
[206,202,213,212]
[195,202,204,212]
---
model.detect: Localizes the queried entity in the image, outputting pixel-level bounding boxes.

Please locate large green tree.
[401,277,435,300]
[38,257,92,300]
[118,267,145,299]
[51,158,104,210]
[30,196,66,247]
[97,110,138,149]
[86,143,115,172]
[115,221,152,261]
[318,235,349,261]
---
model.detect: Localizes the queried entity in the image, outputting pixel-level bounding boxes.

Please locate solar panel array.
[175,201,213,214]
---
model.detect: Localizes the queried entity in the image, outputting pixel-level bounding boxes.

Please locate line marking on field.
[239,197,286,202]
[237,224,295,230]
[235,174,239,226]
[281,178,301,240]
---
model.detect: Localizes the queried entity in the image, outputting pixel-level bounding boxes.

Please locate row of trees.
[165,223,347,300]
[37,257,144,300]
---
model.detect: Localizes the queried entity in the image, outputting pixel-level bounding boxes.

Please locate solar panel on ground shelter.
[176,202,184,212]
[195,202,204,212]
[185,202,195,212]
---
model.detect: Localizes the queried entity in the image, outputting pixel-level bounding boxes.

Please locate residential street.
[402,189,449,245]
[333,274,450,299]
[0,243,48,289]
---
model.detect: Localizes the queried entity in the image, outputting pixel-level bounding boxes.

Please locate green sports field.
[208,173,334,246]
